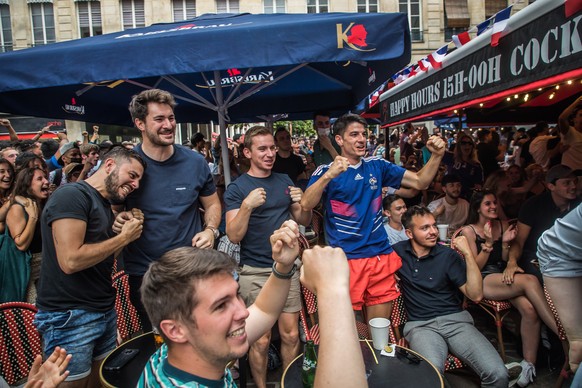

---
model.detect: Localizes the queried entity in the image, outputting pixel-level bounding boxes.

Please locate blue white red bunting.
[417,58,430,72]
[565,0,582,17]
[491,5,513,47]
[452,31,471,49]
[427,45,448,70]
[477,19,493,36]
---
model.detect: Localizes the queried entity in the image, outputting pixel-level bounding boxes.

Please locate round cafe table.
[100,332,157,388]
[282,341,444,387]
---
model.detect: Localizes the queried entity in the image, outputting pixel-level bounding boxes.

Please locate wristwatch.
[272,262,297,279]
[205,226,219,239]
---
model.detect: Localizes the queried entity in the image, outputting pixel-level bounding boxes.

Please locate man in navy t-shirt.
[392,206,507,386]
[114,89,221,331]
[224,125,311,388]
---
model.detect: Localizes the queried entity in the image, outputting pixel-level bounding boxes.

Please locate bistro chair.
[0,302,42,385]
[543,285,571,388]
[388,294,465,372]
[297,232,372,343]
[310,209,325,246]
[112,270,143,344]
[450,227,512,362]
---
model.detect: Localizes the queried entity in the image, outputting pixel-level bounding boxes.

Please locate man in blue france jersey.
[301,113,446,321]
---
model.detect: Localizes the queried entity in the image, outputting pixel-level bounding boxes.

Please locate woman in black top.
[0,158,14,234]
[461,190,559,386]
[6,167,50,303]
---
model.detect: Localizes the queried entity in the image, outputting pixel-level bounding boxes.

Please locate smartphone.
[104,348,139,371]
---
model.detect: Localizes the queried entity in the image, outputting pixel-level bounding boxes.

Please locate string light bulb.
[555,85,560,90]
[524,94,529,102]
[567,80,573,85]
[514,94,518,99]
[506,97,511,101]
[549,92,555,100]
[479,103,484,107]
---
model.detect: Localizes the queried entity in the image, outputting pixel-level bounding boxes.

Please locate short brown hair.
[332,113,367,137]
[128,89,177,123]
[401,205,434,230]
[141,247,237,341]
[79,143,99,156]
[243,126,273,150]
[102,146,146,171]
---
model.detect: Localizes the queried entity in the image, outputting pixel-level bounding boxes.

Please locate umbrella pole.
[215,70,232,188]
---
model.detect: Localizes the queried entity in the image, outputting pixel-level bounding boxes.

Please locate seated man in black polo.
[507,164,580,284]
[392,206,508,387]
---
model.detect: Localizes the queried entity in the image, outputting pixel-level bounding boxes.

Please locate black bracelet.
[272,262,297,279]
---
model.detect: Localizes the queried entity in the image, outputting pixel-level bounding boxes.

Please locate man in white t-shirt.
[382,194,408,244]
[427,174,469,232]
[558,95,582,171]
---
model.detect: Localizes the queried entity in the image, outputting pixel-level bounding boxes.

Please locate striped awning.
[444,0,470,28]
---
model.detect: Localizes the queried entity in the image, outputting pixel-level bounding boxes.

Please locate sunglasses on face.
[460,141,473,146]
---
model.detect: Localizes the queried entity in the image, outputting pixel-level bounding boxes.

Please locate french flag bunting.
[565,0,582,18]
[477,19,492,36]
[417,58,430,72]
[394,68,411,85]
[427,45,448,70]
[491,5,512,47]
[452,31,471,49]
[408,64,418,77]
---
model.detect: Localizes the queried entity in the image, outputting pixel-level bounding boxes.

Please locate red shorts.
[348,251,402,311]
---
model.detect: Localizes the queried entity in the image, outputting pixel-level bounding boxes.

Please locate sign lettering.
[381,4,581,124]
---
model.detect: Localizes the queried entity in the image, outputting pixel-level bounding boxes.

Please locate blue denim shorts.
[34,309,117,381]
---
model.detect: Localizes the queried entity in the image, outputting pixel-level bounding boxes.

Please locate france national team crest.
[369,175,378,190]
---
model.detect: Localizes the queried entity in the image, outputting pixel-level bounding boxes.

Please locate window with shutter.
[173,0,196,21]
[306,0,328,14]
[0,4,12,52]
[29,2,55,46]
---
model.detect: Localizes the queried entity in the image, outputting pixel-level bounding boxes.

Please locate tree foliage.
[274,120,315,138]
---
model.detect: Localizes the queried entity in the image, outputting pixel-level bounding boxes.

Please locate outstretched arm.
[558,95,582,134]
[0,119,19,141]
[453,235,483,303]
[400,135,446,190]
[246,220,299,343]
[300,246,367,388]
[31,126,51,142]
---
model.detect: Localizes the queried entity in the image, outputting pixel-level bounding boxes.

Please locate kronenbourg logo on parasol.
[336,23,375,52]
[196,68,274,89]
[62,98,85,115]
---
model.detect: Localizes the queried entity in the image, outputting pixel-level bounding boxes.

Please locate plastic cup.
[368,318,390,350]
[437,224,449,241]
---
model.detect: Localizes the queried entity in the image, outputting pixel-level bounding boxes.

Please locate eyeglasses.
[460,141,473,146]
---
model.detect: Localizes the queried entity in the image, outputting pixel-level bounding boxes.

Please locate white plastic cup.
[368,318,390,350]
[437,224,449,241]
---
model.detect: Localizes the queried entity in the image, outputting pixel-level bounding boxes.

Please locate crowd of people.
[0,91,580,388]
